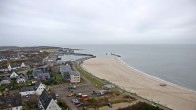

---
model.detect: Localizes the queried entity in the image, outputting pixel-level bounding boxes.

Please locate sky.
[0,0,196,46]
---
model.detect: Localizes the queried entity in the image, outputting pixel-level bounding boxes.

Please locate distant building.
[60,64,80,83]
[0,66,7,72]
[0,55,7,61]
[33,69,50,80]
[38,89,61,110]
[10,71,19,79]
[70,71,80,83]
[0,94,22,110]
[19,82,46,96]
[60,65,71,80]
[21,62,26,68]
[16,74,26,83]
[8,64,12,71]
[8,63,21,71]
[0,76,11,85]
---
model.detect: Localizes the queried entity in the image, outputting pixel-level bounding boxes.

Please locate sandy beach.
[82,56,196,110]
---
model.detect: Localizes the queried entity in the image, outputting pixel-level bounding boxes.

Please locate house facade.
[70,71,80,83]
[19,82,46,96]
[38,90,61,110]
[60,64,81,83]
[10,71,19,79]
[35,82,46,95]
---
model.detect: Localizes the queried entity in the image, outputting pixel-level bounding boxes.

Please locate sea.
[62,44,196,91]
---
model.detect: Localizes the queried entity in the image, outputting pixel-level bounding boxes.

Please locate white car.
[71,99,79,103]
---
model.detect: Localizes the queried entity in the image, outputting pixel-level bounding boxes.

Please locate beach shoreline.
[82,56,196,110]
[117,57,196,94]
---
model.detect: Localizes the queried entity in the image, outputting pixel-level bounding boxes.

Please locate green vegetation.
[23,95,39,110]
[75,65,104,87]
[81,89,135,109]
[57,99,69,110]
[117,102,163,110]
[0,86,6,91]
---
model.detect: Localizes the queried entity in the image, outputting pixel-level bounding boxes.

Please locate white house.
[10,71,18,79]
[19,82,46,96]
[16,76,26,83]
[38,90,61,110]
[35,82,46,95]
[19,86,35,96]
[8,64,12,71]
[21,62,26,68]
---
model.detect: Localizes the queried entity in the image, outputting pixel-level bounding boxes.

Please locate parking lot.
[50,83,99,110]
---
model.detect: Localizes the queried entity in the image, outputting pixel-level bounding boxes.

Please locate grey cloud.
[0,0,196,46]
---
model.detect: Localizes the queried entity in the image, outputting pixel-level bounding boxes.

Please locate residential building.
[21,62,26,68]
[0,94,22,110]
[0,76,11,85]
[33,69,50,80]
[60,64,80,83]
[38,89,61,110]
[19,82,46,96]
[70,71,80,83]
[10,71,19,79]
[60,65,71,80]
[16,75,26,83]
[8,64,21,71]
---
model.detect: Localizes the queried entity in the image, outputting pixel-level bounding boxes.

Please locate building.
[8,64,12,71]
[38,89,61,110]
[70,71,80,83]
[21,62,26,68]
[0,66,7,71]
[60,64,80,83]
[60,65,71,80]
[8,64,21,71]
[0,55,7,61]
[16,75,26,83]
[10,71,19,79]
[19,82,46,96]
[33,69,50,80]
[0,76,11,85]
[0,93,22,110]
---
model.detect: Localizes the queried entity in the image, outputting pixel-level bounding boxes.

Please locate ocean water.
[62,44,196,91]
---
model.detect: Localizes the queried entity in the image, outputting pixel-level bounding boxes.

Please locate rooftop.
[0,93,22,109]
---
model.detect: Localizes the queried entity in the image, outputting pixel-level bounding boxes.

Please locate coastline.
[82,56,196,110]
[118,57,196,94]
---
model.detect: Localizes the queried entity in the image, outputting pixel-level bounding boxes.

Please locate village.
[0,46,166,110]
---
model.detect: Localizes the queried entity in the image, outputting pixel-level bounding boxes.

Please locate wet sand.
[82,56,196,110]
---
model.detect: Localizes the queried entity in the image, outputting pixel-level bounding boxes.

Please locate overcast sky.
[0,0,196,46]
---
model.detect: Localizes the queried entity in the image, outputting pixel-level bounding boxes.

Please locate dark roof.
[0,94,22,109]
[37,73,50,80]
[33,69,50,80]
[69,71,80,76]
[20,86,35,92]
[34,82,41,89]
[2,76,11,81]
[20,82,41,92]
[39,89,55,109]
[60,65,71,73]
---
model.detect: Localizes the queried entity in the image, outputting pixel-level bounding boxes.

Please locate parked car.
[76,103,84,107]
[68,85,76,89]
[67,93,74,97]
[71,99,79,103]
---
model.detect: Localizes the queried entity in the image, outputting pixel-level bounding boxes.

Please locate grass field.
[75,65,104,87]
